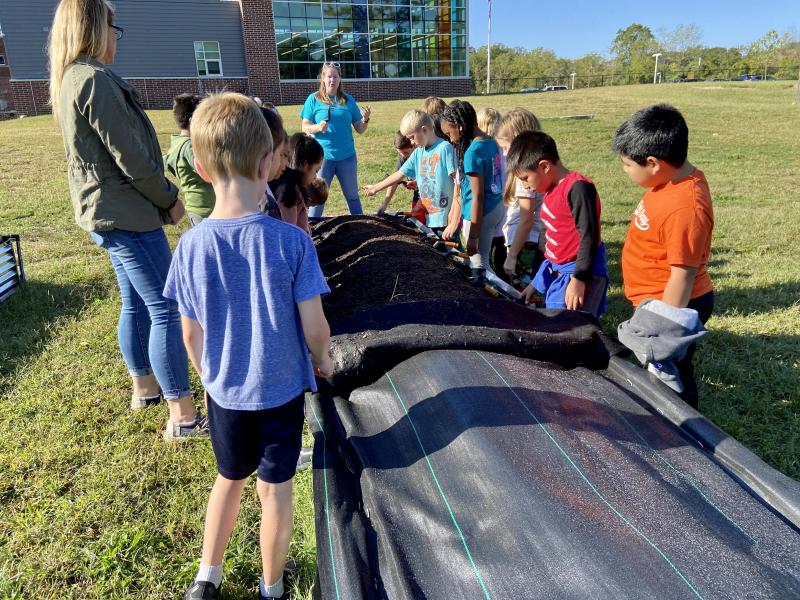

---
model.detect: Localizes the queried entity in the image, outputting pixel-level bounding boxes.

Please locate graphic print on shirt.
[541,200,559,260]
[418,154,445,216]
[633,200,650,231]
[490,152,503,195]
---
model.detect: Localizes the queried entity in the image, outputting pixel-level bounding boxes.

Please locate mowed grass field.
[1,81,799,598]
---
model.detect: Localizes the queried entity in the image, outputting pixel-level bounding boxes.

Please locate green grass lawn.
[1,81,798,598]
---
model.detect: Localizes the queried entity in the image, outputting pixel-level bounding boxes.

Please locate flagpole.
[486,0,491,95]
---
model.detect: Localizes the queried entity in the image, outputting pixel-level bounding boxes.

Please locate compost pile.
[313,216,486,324]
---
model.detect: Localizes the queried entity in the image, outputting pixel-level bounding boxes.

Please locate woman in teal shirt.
[301,63,372,216]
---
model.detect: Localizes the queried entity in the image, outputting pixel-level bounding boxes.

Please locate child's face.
[440,120,460,143]
[496,136,511,157]
[397,146,413,161]
[269,140,288,181]
[514,163,551,194]
[407,126,434,148]
[300,160,322,187]
[620,155,660,189]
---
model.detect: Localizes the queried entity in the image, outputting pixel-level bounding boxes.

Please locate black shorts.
[207,393,305,483]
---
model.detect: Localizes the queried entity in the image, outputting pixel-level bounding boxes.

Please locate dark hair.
[612,104,688,167]
[505,131,560,175]
[289,132,324,169]
[172,93,202,129]
[394,131,413,150]
[260,106,286,149]
[441,99,477,172]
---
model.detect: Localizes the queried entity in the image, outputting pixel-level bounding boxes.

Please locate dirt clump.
[313,216,486,324]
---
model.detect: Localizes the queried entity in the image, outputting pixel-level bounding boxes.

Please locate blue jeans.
[91,228,191,400]
[308,153,362,217]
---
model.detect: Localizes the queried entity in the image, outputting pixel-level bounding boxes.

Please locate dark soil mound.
[313,216,486,324]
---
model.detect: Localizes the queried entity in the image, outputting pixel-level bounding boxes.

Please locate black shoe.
[184,581,221,600]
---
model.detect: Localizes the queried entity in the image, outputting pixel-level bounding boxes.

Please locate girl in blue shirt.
[440,100,505,283]
[300,63,372,217]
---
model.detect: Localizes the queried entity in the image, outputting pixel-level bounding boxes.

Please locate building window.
[0,55,6,66]
[273,0,467,81]
[194,41,223,77]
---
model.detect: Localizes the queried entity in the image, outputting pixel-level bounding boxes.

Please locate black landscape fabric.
[309,351,800,599]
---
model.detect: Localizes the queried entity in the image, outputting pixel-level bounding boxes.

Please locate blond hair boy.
[164,93,333,600]
[364,109,458,234]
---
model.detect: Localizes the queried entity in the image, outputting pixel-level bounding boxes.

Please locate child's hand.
[565,276,586,311]
[363,184,379,197]
[318,120,329,134]
[503,254,517,277]
[314,353,335,378]
[466,236,479,257]
[443,221,460,241]
[521,283,538,305]
[167,199,186,225]
[404,180,418,191]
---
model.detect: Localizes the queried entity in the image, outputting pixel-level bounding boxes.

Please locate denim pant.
[308,153,363,217]
[91,228,191,400]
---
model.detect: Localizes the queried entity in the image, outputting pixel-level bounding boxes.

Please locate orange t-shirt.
[622,169,714,306]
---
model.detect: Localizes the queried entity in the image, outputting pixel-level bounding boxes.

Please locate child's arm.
[443,181,462,241]
[661,266,697,307]
[504,196,536,275]
[565,181,602,311]
[363,171,406,198]
[181,316,204,376]
[466,173,484,256]
[297,296,334,377]
[378,182,400,215]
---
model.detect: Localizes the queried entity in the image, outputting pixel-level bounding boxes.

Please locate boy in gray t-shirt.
[164,93,332,600]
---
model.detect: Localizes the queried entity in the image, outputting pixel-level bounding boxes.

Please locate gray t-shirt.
[164,213,329,410]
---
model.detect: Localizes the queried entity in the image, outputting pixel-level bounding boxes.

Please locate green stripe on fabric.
[475,351,705,600]
[385,371,492,600]
[308,400,342,600]
[594,393,752,541]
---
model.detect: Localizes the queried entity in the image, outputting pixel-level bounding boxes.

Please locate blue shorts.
[207,393,305,483]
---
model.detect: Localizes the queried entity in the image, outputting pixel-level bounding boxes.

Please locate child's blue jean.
[308,154,363,217]
[90,228,191,400]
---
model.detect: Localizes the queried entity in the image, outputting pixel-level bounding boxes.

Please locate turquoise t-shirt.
[461,137,503,220]
[300,93,363,161]
[399,138,457,229]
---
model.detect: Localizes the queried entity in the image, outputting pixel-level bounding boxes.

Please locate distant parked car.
[739,74,761,81]
[520,87,542,93]
[542,85,568,91]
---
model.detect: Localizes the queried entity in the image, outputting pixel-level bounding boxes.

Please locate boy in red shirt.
[613,104,714,408]
[506,131,608,317]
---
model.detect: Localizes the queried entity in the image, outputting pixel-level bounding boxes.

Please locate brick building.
[0,0,471,116]
[0,34,12,116]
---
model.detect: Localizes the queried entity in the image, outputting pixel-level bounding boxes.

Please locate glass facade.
[273,0,467,80]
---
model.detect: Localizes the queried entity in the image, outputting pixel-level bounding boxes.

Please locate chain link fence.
[473,65,800,95]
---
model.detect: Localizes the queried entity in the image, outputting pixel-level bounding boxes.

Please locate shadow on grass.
[0,278,110,394]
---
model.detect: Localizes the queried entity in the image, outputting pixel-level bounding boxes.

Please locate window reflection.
[272,0,467,80]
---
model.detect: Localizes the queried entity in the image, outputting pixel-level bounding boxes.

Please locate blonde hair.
[315,64,347,105]
[191,93,273,183]
[48,0,114,120]
[497,108,543,206]
[399,109,434,137]
[476,107,502,137]
[421,96,446,117]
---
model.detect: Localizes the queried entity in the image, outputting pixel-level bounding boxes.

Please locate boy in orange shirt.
[613,104,714,408]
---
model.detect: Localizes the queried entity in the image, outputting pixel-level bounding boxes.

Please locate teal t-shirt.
[399,138,456,229]
[300,93,363,161]
[461,137,503,220]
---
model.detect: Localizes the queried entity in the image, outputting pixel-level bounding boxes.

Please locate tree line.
[470,24,800,94]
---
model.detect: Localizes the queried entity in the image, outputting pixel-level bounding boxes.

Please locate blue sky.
[468,0,800,57]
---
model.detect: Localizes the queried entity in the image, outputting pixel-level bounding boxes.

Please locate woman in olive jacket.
[48,0,204,439]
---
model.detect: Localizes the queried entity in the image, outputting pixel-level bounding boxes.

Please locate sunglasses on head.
[323,62,341,70]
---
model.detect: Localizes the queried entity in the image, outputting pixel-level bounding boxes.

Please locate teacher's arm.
[354,104,372,134]
[303,118,328,135]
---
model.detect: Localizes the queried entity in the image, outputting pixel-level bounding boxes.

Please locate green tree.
[611,23,660,82]
[748,30,784,79]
